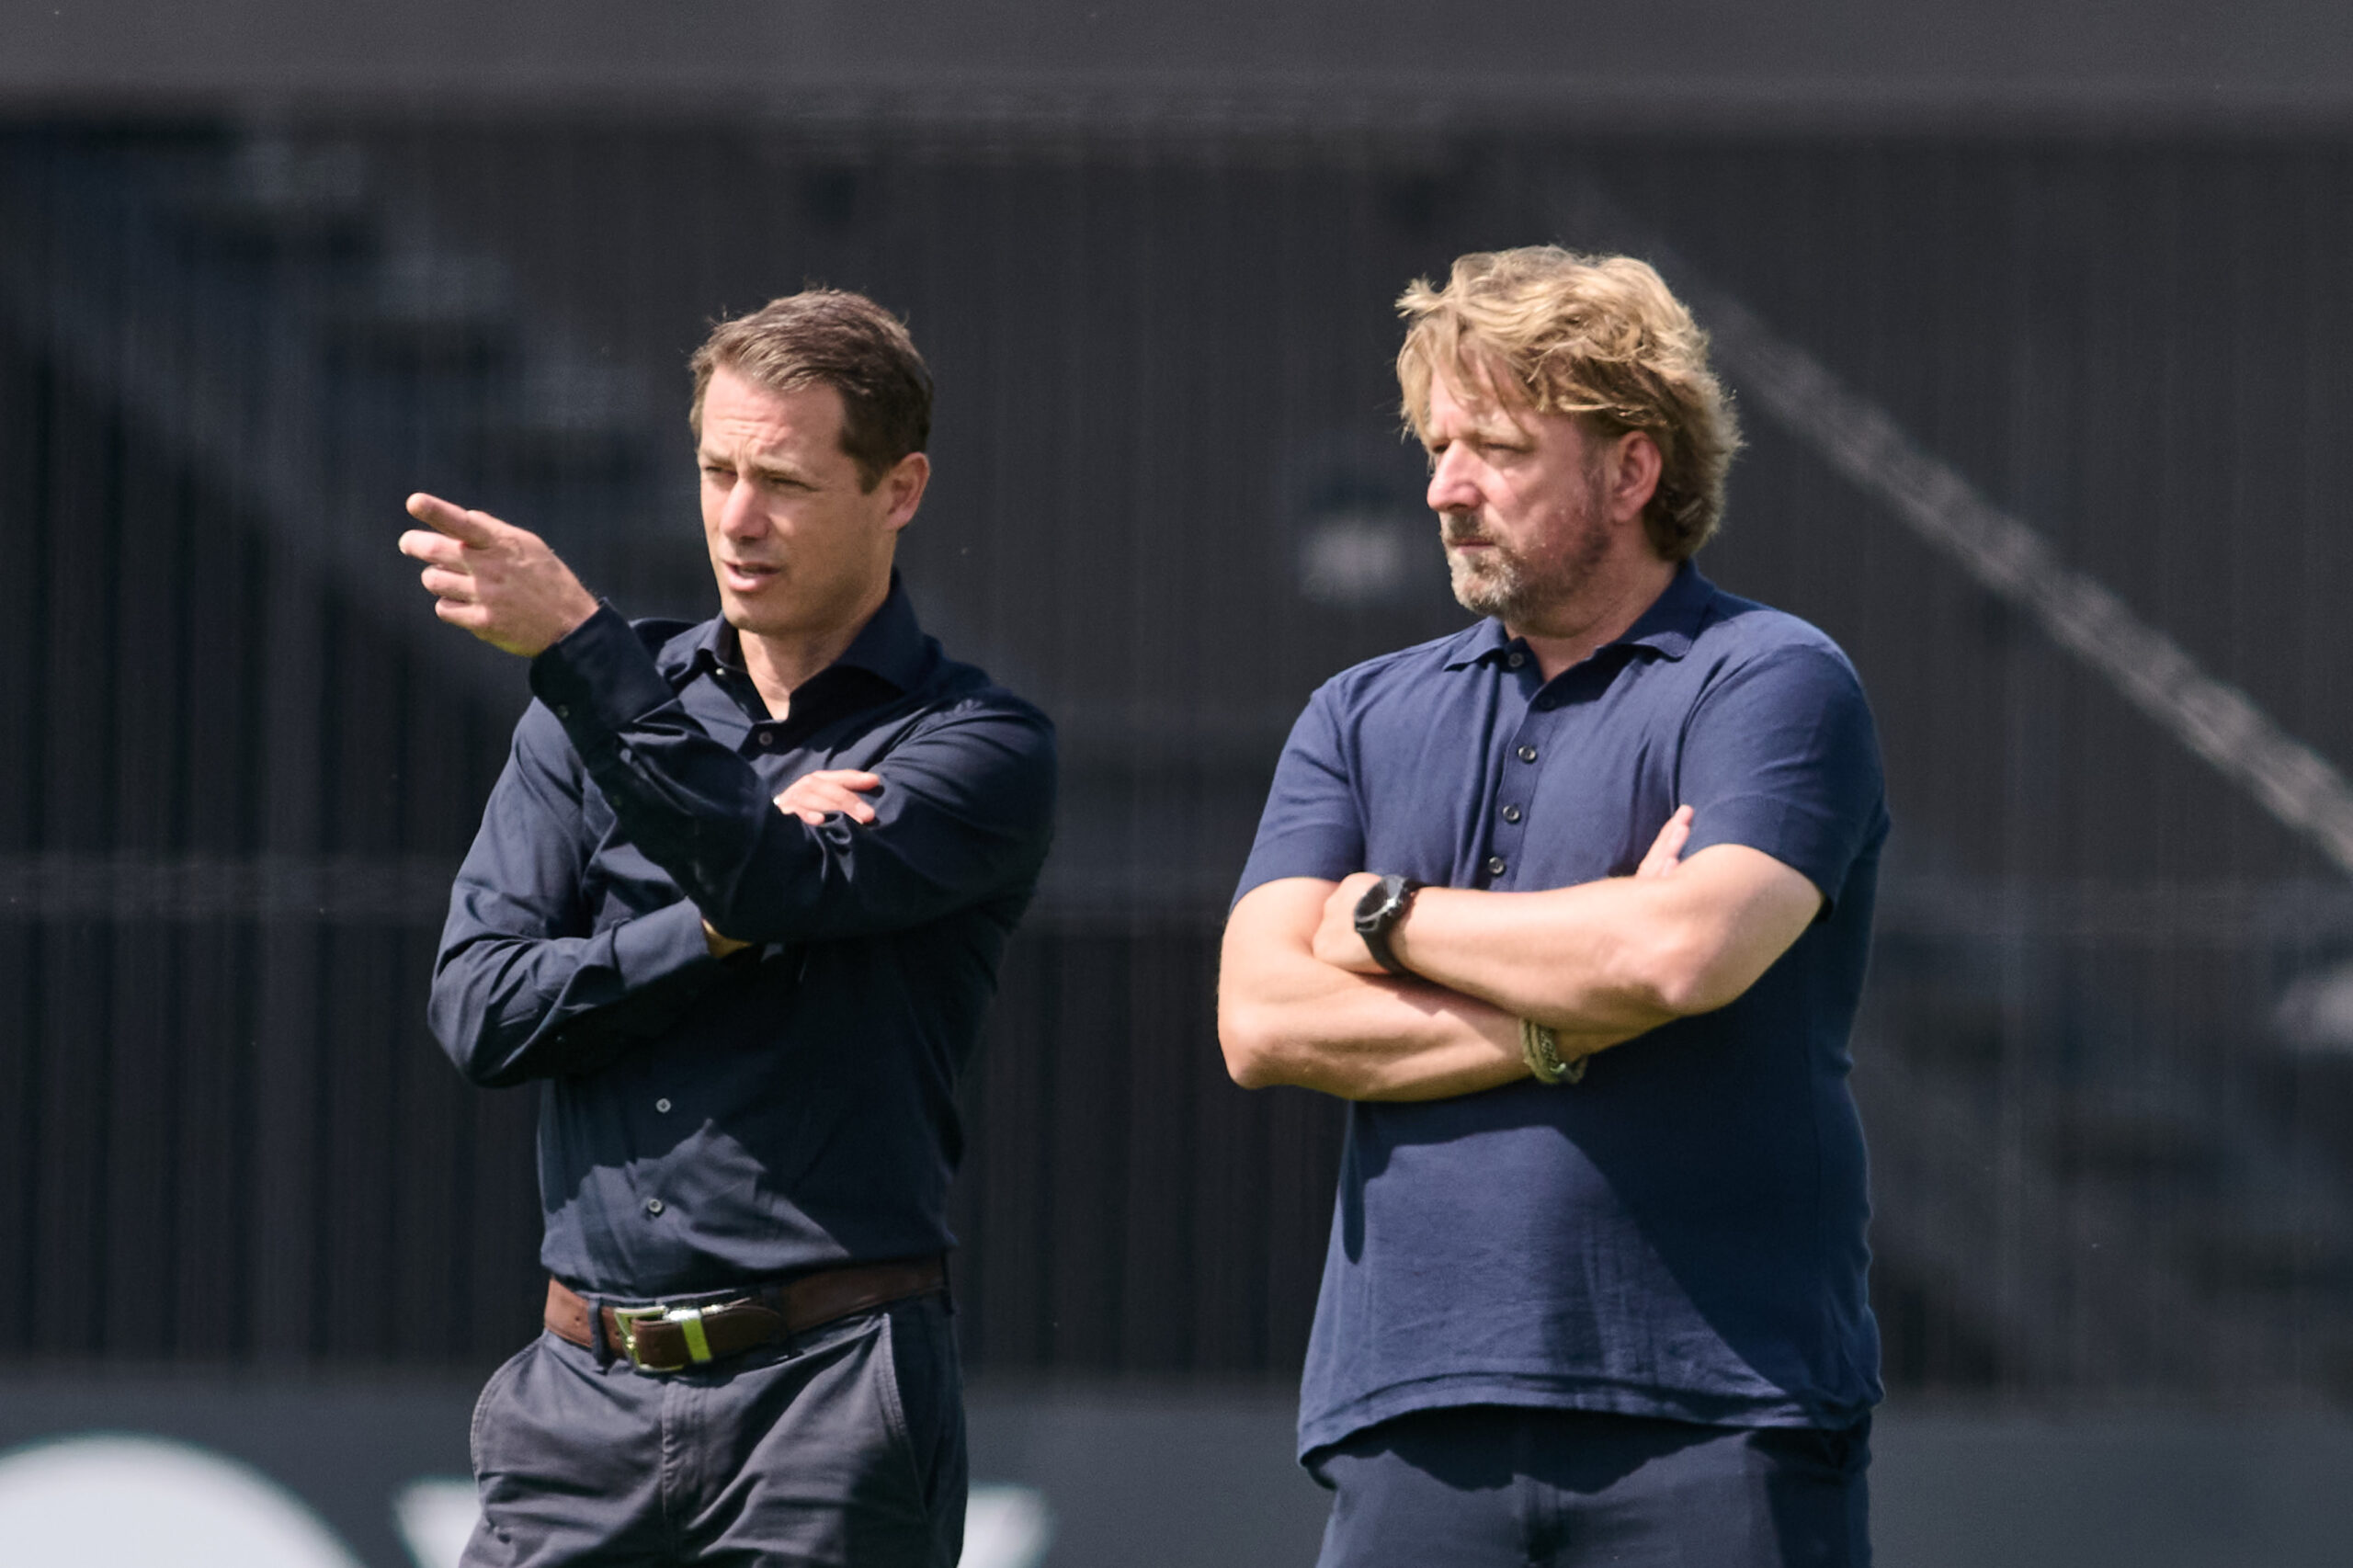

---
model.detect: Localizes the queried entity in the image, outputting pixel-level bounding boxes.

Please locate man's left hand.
[1313,872,1391,973]
[399,492,600,657]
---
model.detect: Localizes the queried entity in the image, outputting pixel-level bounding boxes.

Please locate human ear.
[881,451,931,531]
[1613,431,1664,521]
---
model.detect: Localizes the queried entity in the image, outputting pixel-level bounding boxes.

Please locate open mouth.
[722,562,781,590]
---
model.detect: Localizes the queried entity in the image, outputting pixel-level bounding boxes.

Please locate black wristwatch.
[1352,874,1425,976]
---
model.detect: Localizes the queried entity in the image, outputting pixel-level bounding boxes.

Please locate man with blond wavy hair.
[1221,248,1885,1566]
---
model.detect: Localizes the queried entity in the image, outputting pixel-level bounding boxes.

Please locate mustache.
[1441,518,1493,546]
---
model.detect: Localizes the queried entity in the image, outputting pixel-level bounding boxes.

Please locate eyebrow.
[700,447,817,486]
[1428,414,1529,447]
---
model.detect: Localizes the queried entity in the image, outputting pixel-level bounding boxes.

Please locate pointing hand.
[398,493,599,657]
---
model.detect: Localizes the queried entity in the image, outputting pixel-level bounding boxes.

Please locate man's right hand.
[773,770,883,826]
[1635,804,1695,877]
[399,493,600,657]
[701,772,885,955]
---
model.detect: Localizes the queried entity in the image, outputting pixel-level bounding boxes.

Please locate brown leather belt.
[544,1256,947,1373]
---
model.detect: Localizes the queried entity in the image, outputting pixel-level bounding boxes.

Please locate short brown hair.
[688,290,933,491]
[1396,247,1741,562]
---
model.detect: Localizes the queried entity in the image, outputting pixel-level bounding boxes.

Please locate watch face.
[1354,879,1397,926]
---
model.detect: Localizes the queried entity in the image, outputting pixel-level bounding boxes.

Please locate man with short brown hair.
[1221,248,1885,1565]
[401,288,1055,1566]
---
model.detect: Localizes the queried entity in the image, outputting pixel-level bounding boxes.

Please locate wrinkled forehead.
[697,370,848,454]
[1423,358,1538,444]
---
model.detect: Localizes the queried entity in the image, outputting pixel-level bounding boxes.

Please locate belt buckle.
[611,1303,713,1372]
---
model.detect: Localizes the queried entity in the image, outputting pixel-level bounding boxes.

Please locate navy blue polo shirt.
[1235,562,1888,1457]
[429,575,1056,1297]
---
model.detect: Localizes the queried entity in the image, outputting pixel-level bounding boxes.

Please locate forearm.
[1382,846,1822,1032]
[1220,961,1524,1100]
[1390,881,1684,1036]
[531,610,1052,944]
[431,897,729,1086]
[1221,878,1639,1100]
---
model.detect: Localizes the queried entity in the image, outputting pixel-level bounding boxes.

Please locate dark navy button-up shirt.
[430,576,1056,1297]
[1235,562,1888,1457]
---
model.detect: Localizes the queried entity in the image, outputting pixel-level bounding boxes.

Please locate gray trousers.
[463,1295,966,1568]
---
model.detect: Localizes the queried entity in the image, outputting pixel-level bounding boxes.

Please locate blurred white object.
[1297,511,1418,608]
[392,1477,480,1568]
[0,1434,364,1568]
[2276,960,2353,1053]
[962,1483,1056,1568]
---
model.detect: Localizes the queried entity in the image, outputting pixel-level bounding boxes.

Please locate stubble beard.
[1446,537,1525,620]
[1444,470,1615,625]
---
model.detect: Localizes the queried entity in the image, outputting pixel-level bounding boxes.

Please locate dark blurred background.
[6,3,2353,1563]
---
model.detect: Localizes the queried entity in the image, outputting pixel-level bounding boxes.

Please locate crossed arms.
[1215,812,1823,1102]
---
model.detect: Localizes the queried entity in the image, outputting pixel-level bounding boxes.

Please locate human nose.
[718,478,766,539]
[1427,447,1479,515]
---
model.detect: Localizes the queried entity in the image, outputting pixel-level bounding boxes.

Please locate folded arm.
[1310,838,1822,1038]
[532,607,1056,946]
[1220,878,1529,1100]
[430,704,737,1086]
[1220,877,1662,1100]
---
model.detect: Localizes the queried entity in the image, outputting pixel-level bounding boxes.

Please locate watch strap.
[1353,874,1424,976]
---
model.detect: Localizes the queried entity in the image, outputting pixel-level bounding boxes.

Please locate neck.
[1507,554,1677,680]
[737,575,891,720]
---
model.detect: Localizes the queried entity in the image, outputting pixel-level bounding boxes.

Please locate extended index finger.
[406,492,499,546]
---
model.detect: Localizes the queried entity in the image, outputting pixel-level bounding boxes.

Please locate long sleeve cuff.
[611,895,723,993]
[529,603,679,753]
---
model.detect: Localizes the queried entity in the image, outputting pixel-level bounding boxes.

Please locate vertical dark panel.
[959,929,1057,1370]
[98,433,190,1351]
[0,323,43,1326]
[1116,926,1208,1369]
[30,343,118,1351]
[1040,932,1131,1367]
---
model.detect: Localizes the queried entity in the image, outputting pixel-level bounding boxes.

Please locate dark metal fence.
[5,120,2352,1402]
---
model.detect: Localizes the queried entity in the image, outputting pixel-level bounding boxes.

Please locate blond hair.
[1397,247,1740,562]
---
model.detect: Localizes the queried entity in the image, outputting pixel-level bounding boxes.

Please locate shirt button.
[757,733,774,746]
[1533,695,1555,711]
[655,1098,672,1114]
[643,1198,665,1216]
[1518,744,1538,763]
[1486,856,1507,876]
[1502,805,1522,824]
[554,705,570,719]
[1506,651,1526,669]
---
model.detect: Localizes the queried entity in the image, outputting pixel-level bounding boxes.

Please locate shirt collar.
[686,570,933,694]
[1441,559,1715,671]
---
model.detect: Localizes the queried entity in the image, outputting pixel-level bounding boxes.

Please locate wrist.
[1352,874,1425,977]
[701,918,751,959]
[1519,1017,1586,1085]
